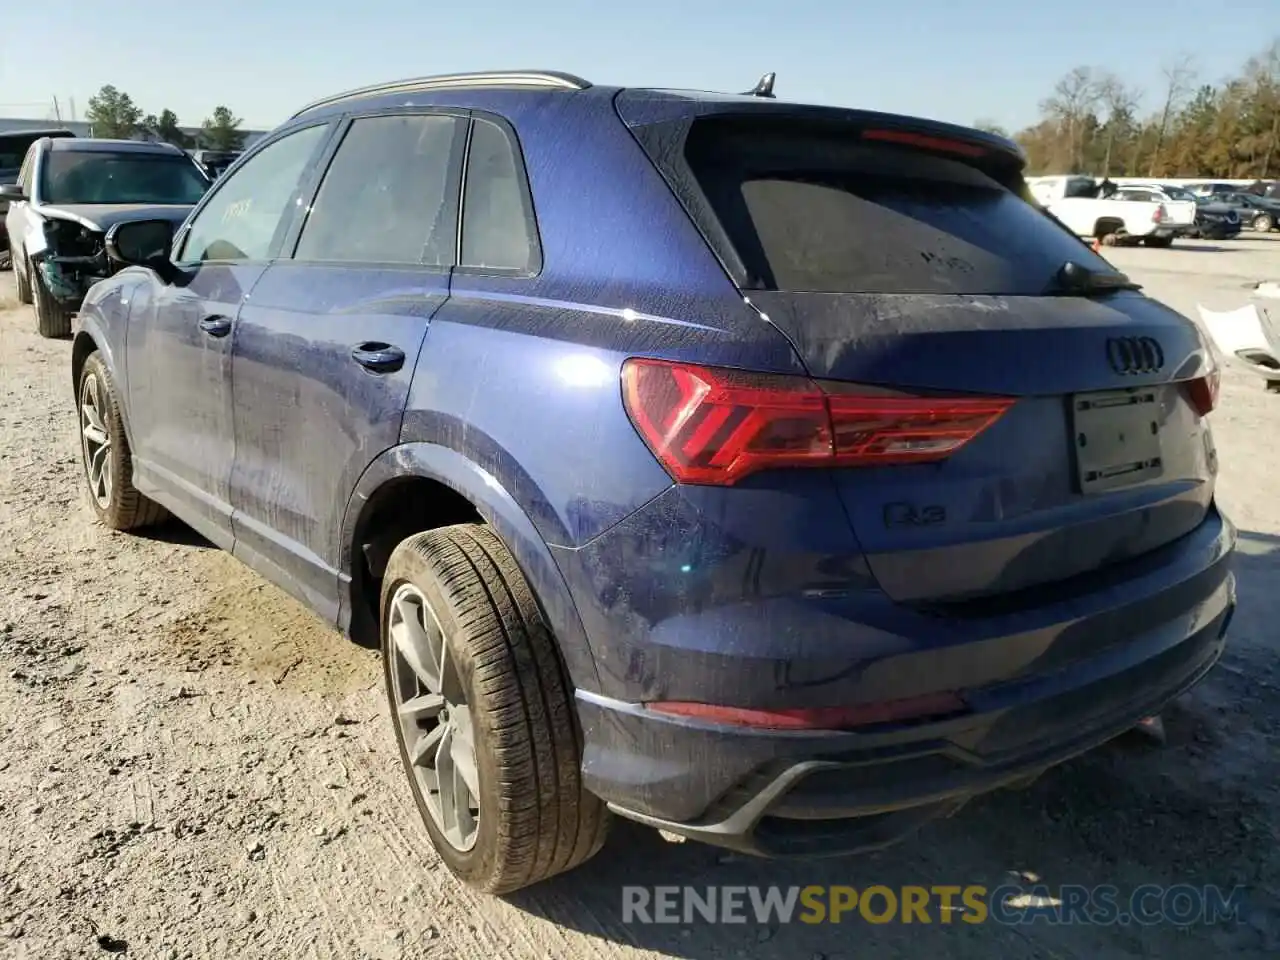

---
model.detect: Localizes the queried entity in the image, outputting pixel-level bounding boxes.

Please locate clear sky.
[0,0,1269,133]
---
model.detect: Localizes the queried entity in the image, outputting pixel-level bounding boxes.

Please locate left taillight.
[621,358,1013,486]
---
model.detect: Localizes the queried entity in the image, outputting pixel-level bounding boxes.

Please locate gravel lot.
[1,236,1278,960]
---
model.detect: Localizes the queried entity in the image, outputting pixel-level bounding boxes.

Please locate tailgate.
[619,104,1220,604]
[1163,199,1198,226]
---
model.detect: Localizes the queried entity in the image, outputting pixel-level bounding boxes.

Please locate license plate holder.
[1071,387,1164,494]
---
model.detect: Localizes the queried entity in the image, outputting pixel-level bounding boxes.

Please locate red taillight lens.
[1185,370,1220,417]
[621,358,1013,485]
[1152,205,1164,223]
[647,691,967,730]
[826,391,1014,466]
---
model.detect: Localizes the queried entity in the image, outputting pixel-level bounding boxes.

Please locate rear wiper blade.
[1044,260,1142,296]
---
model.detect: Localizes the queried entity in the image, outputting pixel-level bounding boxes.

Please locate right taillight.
[1185,370,1220,417]
[621,358,1013,486]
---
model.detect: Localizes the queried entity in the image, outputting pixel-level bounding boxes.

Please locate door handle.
[199,315,232,338]
[351,342,406,373]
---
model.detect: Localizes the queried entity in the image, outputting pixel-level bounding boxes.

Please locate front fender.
[73,274,146,444]
[339,442,602,693]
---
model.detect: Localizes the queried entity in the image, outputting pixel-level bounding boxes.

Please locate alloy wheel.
[388,582,481,852]
[80,373,112,509]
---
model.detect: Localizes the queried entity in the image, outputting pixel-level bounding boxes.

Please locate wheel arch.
[339,442,602,693]
[1093,216,1124,237]
[71,321,138,454]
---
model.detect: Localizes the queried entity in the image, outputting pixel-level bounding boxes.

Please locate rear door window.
[294,113,466,266]
[670,116,1112,295]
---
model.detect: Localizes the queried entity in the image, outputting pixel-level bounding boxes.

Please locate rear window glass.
[0,134,54,173]
[680,117,1111,296]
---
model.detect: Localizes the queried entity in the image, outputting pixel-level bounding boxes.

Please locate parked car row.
[1189,179,1280,202]
[1026,173,1279,245]
[2,73,1235,896]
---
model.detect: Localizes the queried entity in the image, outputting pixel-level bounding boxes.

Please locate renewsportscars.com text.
[622,884,1245,926]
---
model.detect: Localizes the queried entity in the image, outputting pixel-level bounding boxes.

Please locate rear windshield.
[1,133,61,174]
[39,150,209,205]
[676,117,1113,296]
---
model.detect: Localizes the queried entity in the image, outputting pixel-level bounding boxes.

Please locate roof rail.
[289,70,592,119]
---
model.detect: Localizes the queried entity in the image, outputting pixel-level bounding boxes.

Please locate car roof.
[280,70,1024,166]
[0,128,75,140]
[47,138,185,155]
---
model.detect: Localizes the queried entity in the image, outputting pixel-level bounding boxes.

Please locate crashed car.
[0,128,77,269]
[0,137,209,337]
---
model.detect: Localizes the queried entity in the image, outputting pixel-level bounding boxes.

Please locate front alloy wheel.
[75,352,168,530]
[80,371,113,510]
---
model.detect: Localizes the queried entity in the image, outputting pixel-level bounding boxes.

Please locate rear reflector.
[647,692,967,730]
[861,128,988,158]
[621,358,1012,485]
[1184,370,1220,417]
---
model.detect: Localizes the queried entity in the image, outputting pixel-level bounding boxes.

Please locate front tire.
[77,352,169,530]
[380,524,609,894]
[15,255,33,305]
[32,267,73,338]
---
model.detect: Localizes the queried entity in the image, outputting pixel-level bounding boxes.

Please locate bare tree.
[1040,67,1100,171]
[1243,40,1280,177]
[1148,53,1197,175]
[1096,73,1142,175]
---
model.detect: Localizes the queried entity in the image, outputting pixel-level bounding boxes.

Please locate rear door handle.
[199,315,232,338]
[351,342,406,374]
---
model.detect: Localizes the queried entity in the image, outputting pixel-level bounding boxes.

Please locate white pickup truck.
[1025,175,1196,247]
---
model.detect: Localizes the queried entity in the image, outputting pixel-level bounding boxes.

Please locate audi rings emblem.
[1105,336,1165,375]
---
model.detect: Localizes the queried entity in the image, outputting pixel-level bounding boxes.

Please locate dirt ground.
[1,236,1278,960]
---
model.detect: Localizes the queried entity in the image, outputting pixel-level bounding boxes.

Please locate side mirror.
[0,183,28,202]
[105,219,177,278]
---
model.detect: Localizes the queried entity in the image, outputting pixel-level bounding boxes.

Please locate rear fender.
[339,442,602,692]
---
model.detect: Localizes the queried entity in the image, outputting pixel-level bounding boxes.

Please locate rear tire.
[32,267,73,338]
[77,352,169,530]
[1253,213,1274,232]
[15,256,32,305]
[380,524,609,893]
[1142,236,1174,248]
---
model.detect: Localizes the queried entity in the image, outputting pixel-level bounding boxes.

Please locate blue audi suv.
[71,70,1235,894]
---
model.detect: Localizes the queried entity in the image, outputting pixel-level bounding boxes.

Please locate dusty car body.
[2,137,209,336]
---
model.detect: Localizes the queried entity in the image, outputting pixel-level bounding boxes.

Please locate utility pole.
[52,96,61,121]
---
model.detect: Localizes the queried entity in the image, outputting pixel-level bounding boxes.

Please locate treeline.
[975,39,1280,179]
[84,85,246,152]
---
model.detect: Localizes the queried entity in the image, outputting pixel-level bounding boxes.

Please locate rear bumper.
[575,507,1235,857]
